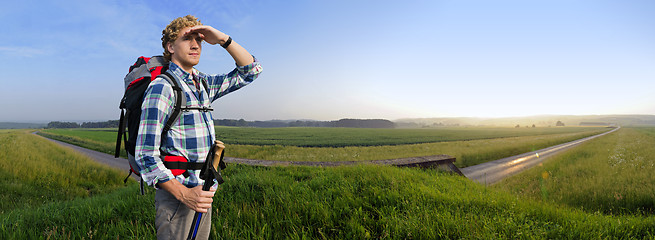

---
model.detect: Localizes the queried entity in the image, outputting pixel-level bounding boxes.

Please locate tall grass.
[37,130,116,157]
[495,127,655,215]
[0,130,126,213]
[2,164,653,239]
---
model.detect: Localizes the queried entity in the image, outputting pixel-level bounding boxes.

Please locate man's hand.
[179,186,217,213]
[158,179,217,213]
[183,25,229,46]
[183,25,255,66]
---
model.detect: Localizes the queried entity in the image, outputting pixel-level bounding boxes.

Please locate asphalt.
[460,127,619,185]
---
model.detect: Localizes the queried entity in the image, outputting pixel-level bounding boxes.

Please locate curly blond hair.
[161,15,203,61]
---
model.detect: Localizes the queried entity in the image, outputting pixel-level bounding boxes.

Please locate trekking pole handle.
[188,140,226,240]
[213,140,225,171]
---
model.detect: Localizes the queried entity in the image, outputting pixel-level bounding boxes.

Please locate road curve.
[460,127,619,185]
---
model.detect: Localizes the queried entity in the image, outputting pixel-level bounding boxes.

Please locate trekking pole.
[187,140,226,240]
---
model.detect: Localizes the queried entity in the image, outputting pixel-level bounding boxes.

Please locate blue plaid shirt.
[135,57,262,188]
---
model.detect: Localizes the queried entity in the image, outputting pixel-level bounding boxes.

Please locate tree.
[556,121,565,127]
[47,121,80,128]
[80,120,120,128]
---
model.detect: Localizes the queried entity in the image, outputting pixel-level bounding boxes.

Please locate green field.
[40,126,609,167]
[212,126,610,147]
[43,126,608,147]
[0,130,125,213]
[2,128,655,238]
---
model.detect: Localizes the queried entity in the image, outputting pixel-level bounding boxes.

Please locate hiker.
[134,15,262,239]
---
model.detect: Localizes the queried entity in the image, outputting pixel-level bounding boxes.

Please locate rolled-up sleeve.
[135,78,176,187]
[203,56,263,101]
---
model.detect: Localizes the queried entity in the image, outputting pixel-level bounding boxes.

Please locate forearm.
[224,39,254,66]
[157,178,187,200]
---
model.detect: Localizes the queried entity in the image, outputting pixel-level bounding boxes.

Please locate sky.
[1,0,654,122]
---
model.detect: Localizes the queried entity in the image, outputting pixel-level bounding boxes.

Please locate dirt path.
[36,133,130,172]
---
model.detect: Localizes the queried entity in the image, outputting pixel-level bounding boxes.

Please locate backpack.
[115,56,211,194]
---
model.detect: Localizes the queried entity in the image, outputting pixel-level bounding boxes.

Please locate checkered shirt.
[135,58,262,188]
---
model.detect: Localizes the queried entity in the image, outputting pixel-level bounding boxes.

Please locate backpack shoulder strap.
[201,79,209,96]
[159,71,185,136]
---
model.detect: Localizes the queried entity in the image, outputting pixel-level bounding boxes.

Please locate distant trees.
[288,120,323,127]
[47,121,80,128]
[556,121,565,127]
[46,118,397,129]
[81,120,119,128]
[515,124,537,128]
[214,119,249,127]
[214,118,396,128]
[330,119,395,128]
[46,120,119,128]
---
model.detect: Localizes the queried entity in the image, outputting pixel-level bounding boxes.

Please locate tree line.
[46,120,120,129]
[215,118,396,128]
[46,119,396,129]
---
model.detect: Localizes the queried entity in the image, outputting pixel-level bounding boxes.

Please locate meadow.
[1,127,654,238]
[0,130,125,213]
[40,126,609,167]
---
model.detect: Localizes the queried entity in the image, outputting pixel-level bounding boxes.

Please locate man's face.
[168,26,202,71]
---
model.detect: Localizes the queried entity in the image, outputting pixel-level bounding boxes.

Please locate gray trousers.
[155,188,212,240]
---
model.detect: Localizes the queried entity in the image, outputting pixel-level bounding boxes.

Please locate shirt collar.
[168,62,199,85]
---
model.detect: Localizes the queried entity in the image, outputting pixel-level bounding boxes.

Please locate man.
[135,15,262,239]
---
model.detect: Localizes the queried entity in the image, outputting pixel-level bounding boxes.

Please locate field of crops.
[40,126,609,167]
[43,126,608,147]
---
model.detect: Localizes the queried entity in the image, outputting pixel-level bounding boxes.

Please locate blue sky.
[1,0,654,122]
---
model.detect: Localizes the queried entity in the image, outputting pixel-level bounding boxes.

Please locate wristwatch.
[221,36,232,48]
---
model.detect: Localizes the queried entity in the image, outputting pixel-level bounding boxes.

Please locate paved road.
[460,127,619,185]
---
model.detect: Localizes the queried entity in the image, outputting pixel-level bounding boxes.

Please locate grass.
[0,130,126,214]
[37,129,117,157]
[40,127,609,168]
[495,127,655,215]
[2,129,655,239]
[2,164,654,239]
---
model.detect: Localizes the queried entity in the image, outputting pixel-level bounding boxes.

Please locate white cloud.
[0,46,50,57]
